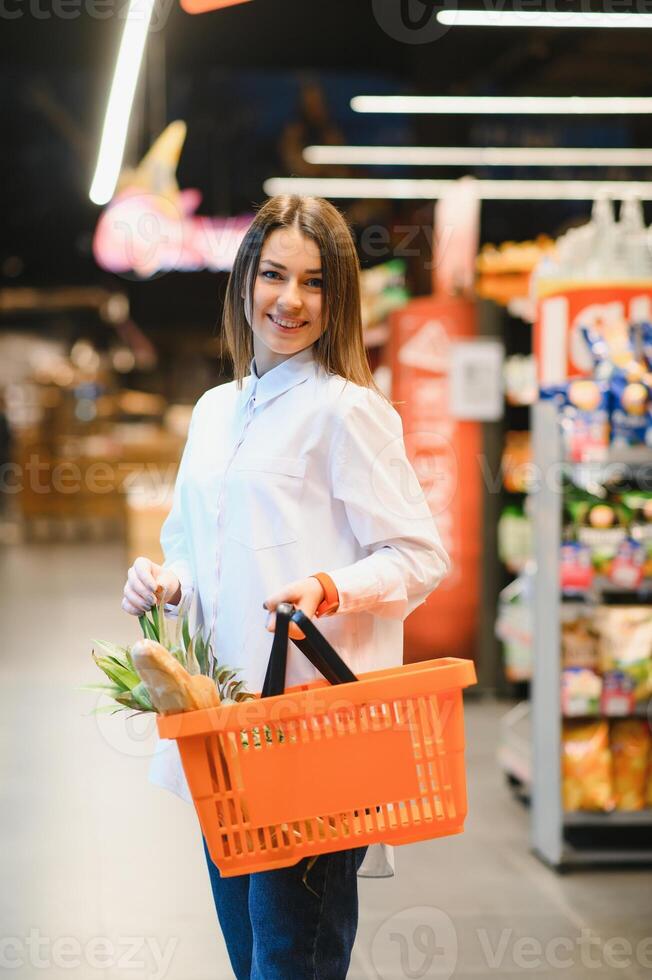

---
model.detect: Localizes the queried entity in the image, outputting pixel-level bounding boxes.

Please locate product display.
[611,719,650,811]
[562,720,614,812]
[562,717,652,813]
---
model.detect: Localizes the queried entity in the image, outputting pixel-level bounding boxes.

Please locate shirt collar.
[243,345,318,409]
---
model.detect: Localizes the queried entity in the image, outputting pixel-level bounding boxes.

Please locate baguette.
[186,673,222,710]
[131,639,198,714]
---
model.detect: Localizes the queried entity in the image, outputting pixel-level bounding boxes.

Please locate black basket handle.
[261,603,358,698]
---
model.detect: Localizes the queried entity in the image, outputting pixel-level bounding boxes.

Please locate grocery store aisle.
[2,541,651,980]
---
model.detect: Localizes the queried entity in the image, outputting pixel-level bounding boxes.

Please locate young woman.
[121,195,450,979]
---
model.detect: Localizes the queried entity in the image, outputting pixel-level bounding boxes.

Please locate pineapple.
[84,590,255,717]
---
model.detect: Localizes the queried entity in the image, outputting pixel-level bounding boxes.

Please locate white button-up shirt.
[161,342,449,686]
[149,343,450,875]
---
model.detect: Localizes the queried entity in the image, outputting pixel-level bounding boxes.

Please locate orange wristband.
[311,572,340,618]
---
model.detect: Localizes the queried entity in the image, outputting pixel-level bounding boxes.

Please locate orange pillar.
[390,295,481,663]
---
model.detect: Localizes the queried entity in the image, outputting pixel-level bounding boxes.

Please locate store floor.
[2,541,651,980]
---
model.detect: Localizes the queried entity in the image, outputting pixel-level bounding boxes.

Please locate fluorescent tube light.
[304,145,652,167]
[351,95,652,115]
[89,0,156,206]
[437,9,652,28]
[264,176,652,201]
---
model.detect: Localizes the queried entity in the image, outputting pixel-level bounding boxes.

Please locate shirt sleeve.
[160,405,197,618]
[326,387,450,621]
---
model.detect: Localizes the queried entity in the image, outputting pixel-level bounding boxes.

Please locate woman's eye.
[261,270,282,280]
[306,278,323,288]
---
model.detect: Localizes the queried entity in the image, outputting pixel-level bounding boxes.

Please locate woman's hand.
[122,556,181,616]
[263,577,325,640]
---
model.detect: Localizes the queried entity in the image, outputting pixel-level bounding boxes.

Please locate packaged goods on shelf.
[593,606,652,702]
[561,617,598,670]
[501,431,533,494]
[601,670,637,717]
[565,494,629,577]
[498,504,532,573]
[360,259,408,336]
[560,481,652,592]
[560,606,652,715]
[532,399,652,862]
[539,326,652,457]
[475,235,556,308]
[611,719,651,811]
[562,720,614,813]
[623,491,652,577]
[560,541,594,593]
[562,718,652,814]
[561,668,602,717]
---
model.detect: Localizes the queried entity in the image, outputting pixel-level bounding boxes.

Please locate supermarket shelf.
[562,701,651,721]
[531,401,652,871]
[562,579,652,605]
[564,810,652,827]
[566,446,652,469]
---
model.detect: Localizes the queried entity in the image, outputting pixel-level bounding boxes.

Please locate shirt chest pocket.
[225,455,307,550]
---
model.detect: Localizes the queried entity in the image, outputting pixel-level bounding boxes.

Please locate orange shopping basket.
[157,603,477,876]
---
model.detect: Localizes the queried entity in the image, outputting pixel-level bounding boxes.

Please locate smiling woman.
[250,226,325,374]
[222,194,383,391]
[124,193,450,980]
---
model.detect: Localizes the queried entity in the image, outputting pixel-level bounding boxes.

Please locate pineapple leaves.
[91,604,254,716]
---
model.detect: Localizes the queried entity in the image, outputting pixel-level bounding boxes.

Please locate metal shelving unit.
[531,400,652,869]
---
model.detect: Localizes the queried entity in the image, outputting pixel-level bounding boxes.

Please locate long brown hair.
[222,195,387,399]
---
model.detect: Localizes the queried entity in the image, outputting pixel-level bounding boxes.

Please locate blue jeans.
[202,837,368,979]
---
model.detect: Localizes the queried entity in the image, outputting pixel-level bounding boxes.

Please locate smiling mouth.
[268,314,308,330]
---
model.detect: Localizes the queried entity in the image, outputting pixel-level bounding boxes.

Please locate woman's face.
[249,226,324,366]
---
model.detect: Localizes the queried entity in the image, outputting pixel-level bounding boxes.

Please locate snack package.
[601,670,637,717]
[639,322,652,374]
[593,607,652,701]
[580,317,639,381]
[610,719,651,811]
[560,541,593,594]
[562,617,598,669]
[562,720,614,812]
[560,380,610,462]
[562,668,602,717]
[610,373,650,447]
[622,491,652,577]
[609,538,645,590]
[573,500,629,577]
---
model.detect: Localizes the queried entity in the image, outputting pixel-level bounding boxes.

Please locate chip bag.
[562,720,614,812]
[610,720,651,811]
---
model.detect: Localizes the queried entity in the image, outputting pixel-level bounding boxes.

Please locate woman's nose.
[278,280,302,312]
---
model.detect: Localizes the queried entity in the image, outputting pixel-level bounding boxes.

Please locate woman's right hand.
[121,556,181,616]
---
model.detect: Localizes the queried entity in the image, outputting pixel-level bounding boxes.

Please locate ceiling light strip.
[264,176,652,201]
[437,9,652,28]
[304,145,652,167]
[351,95,652,115]
[89,0,156,206]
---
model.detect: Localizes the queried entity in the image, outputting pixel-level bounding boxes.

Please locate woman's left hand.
[263,577,325,639]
